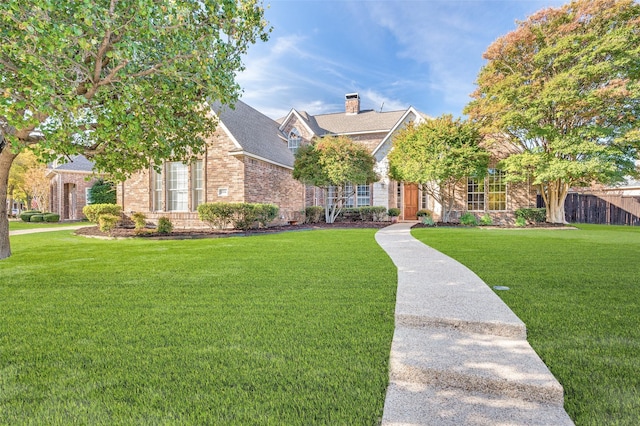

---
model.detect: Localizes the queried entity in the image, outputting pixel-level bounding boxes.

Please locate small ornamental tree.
[293,136,378,224]
[465,0,640,223]
[388,115,489,222]
[88,179,116,205]
[0,0,270,259]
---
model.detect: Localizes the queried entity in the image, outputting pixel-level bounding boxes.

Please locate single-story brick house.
[118,94,537,227]
[47,155,99,221]
[117,100,305,228]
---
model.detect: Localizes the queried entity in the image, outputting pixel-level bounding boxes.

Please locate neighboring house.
[47,154,99,220]
[118,100,305,228]
[279,93,536,223]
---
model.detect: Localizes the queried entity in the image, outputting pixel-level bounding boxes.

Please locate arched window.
[288,128,301,154]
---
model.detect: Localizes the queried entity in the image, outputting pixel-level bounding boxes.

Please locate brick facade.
[118,125,304,229]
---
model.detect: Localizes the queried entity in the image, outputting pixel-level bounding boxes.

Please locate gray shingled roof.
[211,100,294,168]
[49,154,94,172]
[296,109,409,136]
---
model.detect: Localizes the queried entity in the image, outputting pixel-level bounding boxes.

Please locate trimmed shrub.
[515,208,546,224]
[358,206,387,221]
[157,217,173,234]
[30,214,45,222]
[305,206,324,224]
[515,216,527,227]
[131,212,147,233]
[98,214,119,234]
[198,202,280,231]
[480,213,493,226]
[232,203,259,231]
[20,210,41,222]
[388,207,401,217]
[460,212,478,226]
[254,204,279,228]
[198,202,235,229]
[83,204,122,223]
[416,209,432,218]
[43,213,60,223]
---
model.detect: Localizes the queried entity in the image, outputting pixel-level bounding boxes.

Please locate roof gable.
[211,100,294,168]
[48,154,95,173]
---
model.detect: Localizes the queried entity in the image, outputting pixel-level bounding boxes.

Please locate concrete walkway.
[375,223,574,426]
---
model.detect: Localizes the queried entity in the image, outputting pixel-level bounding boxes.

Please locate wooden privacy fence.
[564,193,640,226]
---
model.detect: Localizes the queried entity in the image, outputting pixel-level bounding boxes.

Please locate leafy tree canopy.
[1,0,270,176]
[293,136,378,223]
[388,114,489,222]
[0,0,270,259]
[465,0,640,223]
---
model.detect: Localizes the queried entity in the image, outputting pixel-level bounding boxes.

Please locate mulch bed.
[74,221,391,239]
[75,220,573,240]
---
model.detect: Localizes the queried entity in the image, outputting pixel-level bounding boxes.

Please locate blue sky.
[237,0,565,119]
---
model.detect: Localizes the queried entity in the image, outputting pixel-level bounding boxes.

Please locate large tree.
[0,0,270,259]
[388,115,489,222]
[465,0,640,223]
[293,136,378,224]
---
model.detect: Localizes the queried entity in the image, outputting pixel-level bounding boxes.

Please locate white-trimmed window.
[344,183,354,207]
[151,161,204,212]
[396,182,402,209]
[152,167,163,211]
[167,162,189,211]
[356,184,370,207]
[421,189,429,210]
[328,183,371,208]
[467,177,485,211]
[288,128,301,154]
[191,160,204,209]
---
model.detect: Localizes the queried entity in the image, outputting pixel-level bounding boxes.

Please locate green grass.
[412,224,640,426]
[8,220,85,231]
[1,229,396,425]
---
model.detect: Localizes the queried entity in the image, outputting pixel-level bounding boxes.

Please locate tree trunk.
[544,180,569,224]
[0,149,19,260]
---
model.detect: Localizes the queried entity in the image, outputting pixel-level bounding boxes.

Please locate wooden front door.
[403,183,419,220]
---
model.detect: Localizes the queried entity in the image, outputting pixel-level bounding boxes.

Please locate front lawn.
[1,229,396,424]
[412,224,640,426]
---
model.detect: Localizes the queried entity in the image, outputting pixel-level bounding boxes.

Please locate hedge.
[20,210,41,222]
[198,202,279,231]
[43,213,60,223]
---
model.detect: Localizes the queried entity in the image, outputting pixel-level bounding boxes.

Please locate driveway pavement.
[375,222,574,426]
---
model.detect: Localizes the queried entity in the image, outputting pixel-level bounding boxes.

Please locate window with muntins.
[488,169,507,210]
[328,183,371,207]
[467,177,485,211]
[152,167,163,211]
[191,160,204,209]
[167,161,189,211]
[357,184,370,207]
[288,128,301,154]
[467,169,507,211]
[152,161,204,212]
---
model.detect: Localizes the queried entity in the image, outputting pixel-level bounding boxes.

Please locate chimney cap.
[345,93,360,100]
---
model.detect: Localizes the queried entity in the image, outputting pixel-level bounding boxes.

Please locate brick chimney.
[345,93,360,115]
